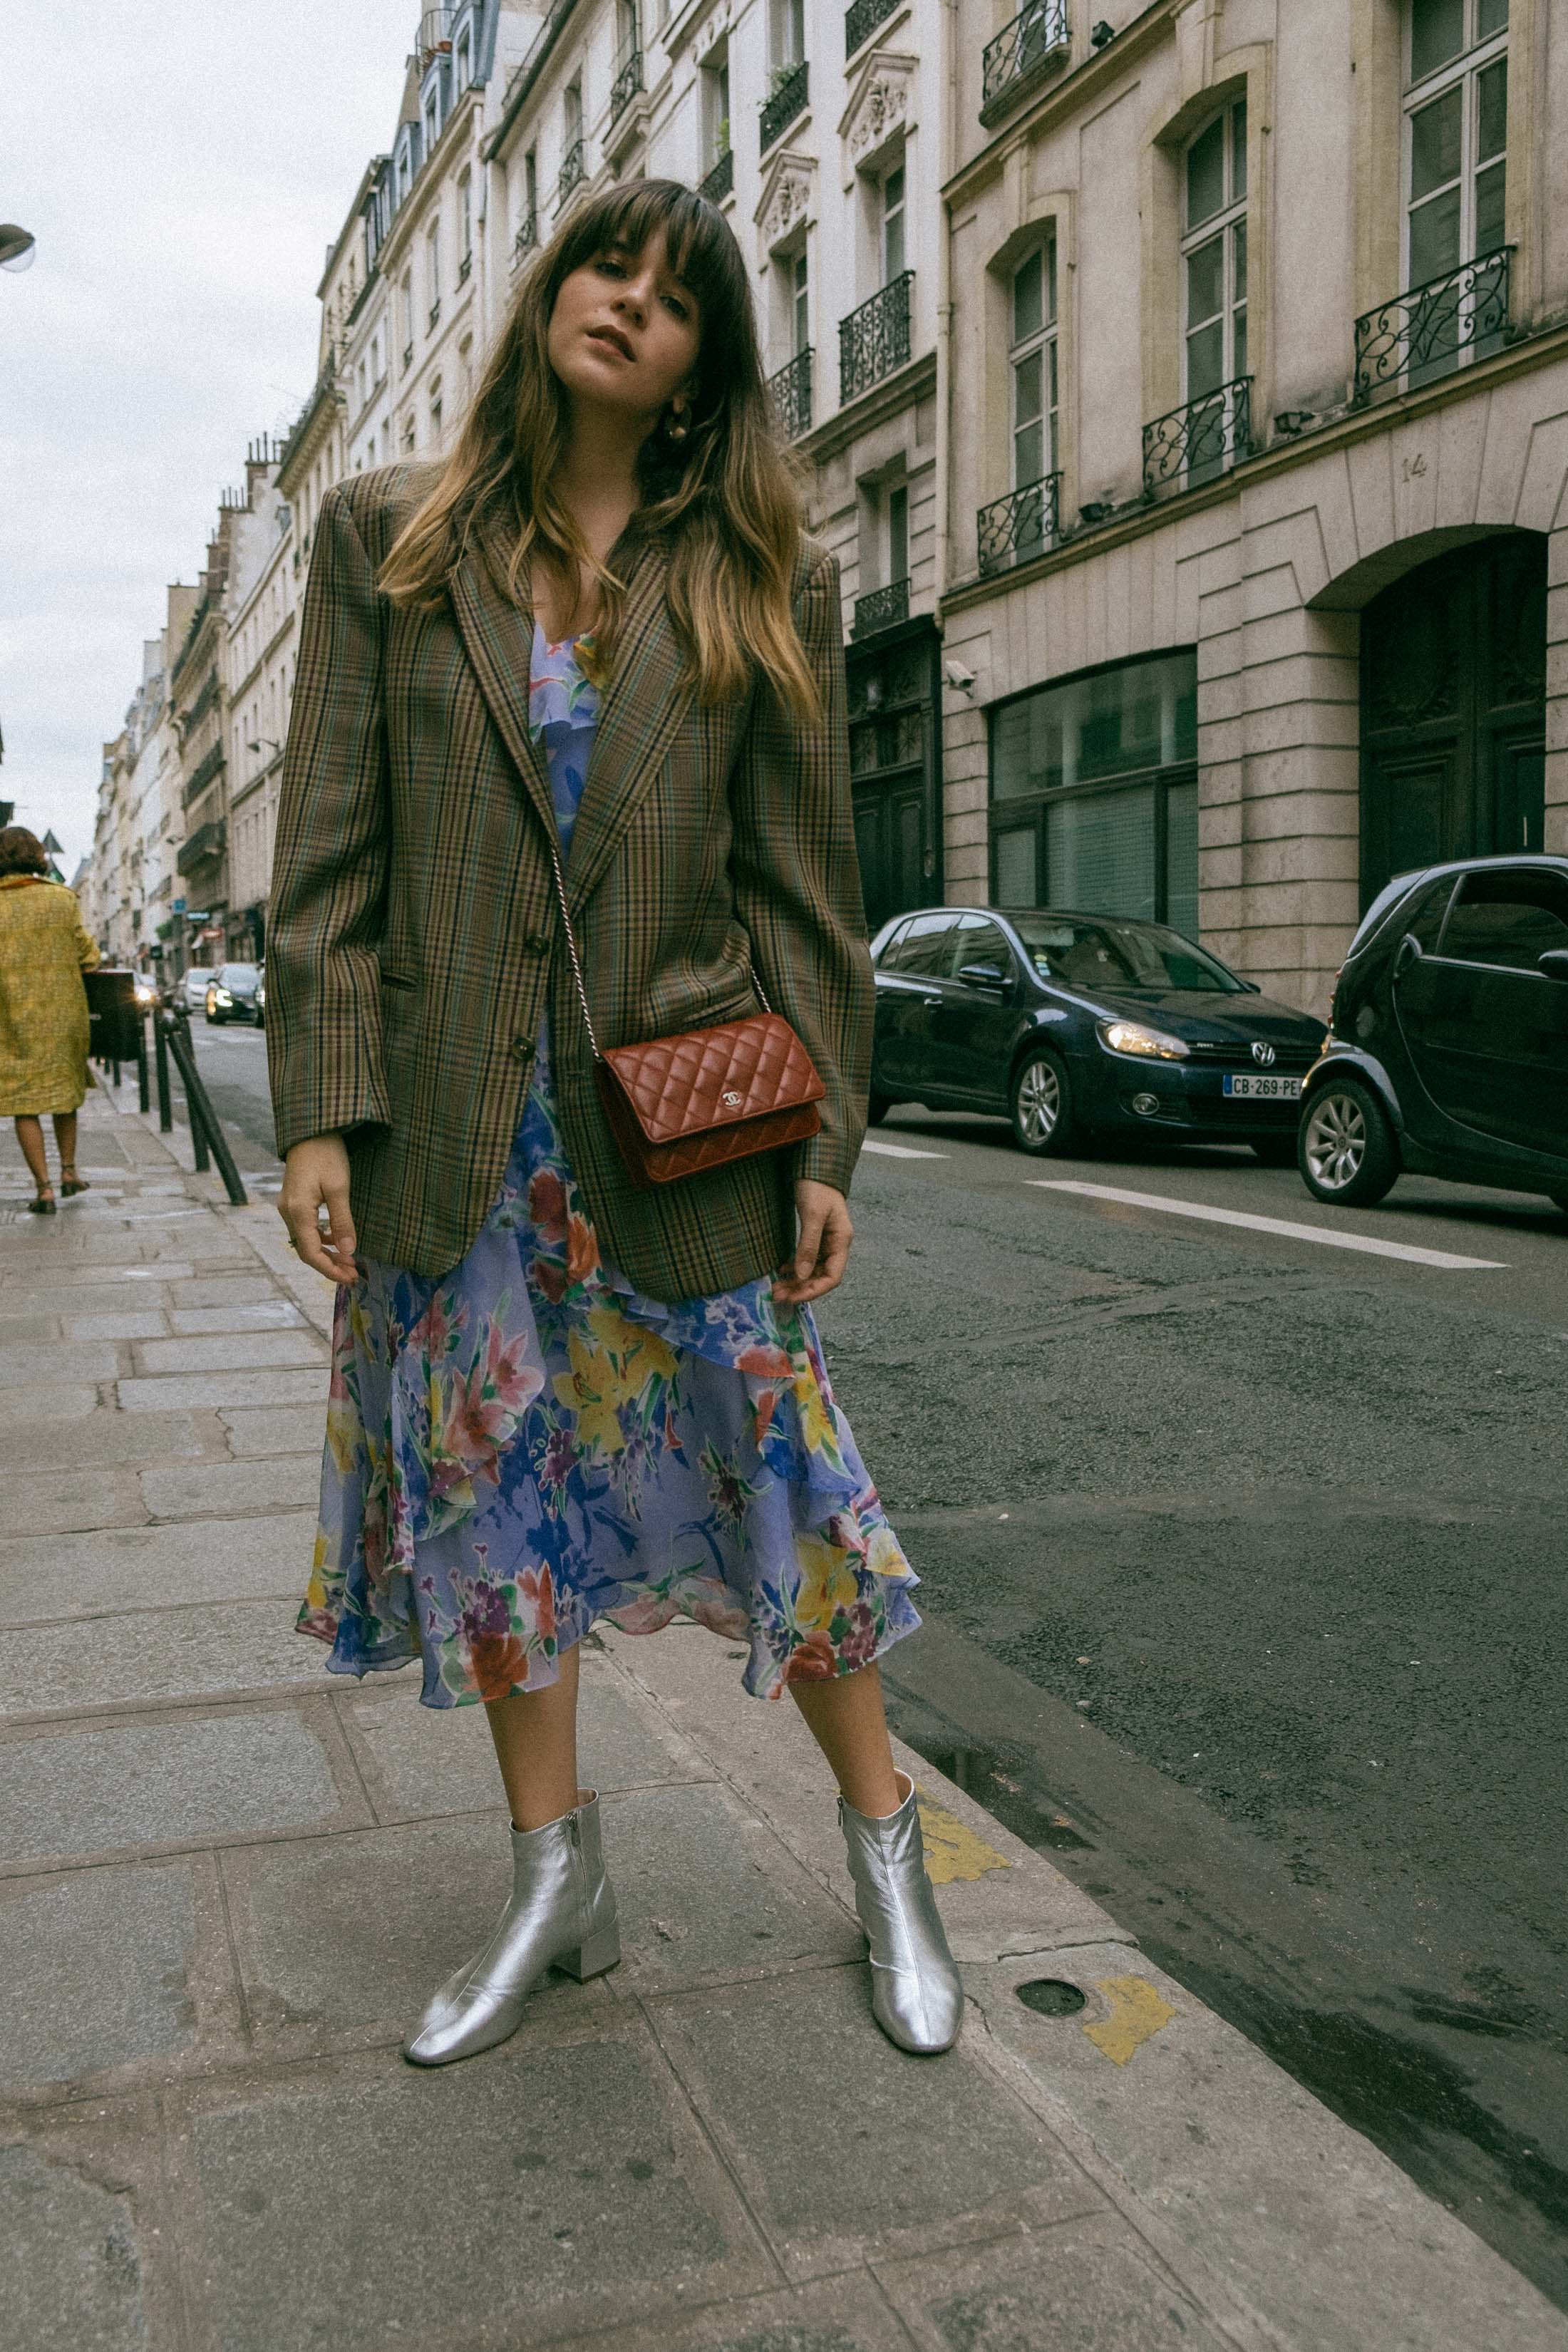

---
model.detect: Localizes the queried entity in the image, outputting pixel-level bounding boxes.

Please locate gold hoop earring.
[665,404,690,443]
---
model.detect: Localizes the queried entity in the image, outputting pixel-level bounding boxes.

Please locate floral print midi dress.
[298,619,922,1708]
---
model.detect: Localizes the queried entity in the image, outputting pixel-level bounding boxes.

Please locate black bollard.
[154,1015,172,1132]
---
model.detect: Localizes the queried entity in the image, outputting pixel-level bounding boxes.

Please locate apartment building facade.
[938,0,1567,1016]
[485,0,949,930]
[225,441,294,960]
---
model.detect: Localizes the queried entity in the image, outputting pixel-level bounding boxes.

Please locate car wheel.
[1299,1079,1399,1207]
[1010,1048,1076,1156]
[867,1092,892,1126]
[1250,1135,1298,1167]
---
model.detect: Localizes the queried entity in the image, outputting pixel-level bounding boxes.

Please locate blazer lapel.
[564,536,695,916]
[446,541,557,844]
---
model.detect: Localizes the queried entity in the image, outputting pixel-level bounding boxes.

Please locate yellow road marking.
[913,1785,1012,1884]
[1083,1974,1178,2064]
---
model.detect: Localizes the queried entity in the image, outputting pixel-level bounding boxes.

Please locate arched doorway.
[1360,532,1546,908]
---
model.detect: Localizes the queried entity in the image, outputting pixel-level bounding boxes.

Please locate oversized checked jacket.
[265,462,873,1298]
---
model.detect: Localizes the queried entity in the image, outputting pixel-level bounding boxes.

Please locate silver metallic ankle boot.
[403,1788,620,2066]
[837,1768,964,2054]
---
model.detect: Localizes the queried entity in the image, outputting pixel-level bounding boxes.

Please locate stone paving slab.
[522,2270,922,2352]
[645,1963,1105,2281]
[166,1274,284,1309]
[133,1331,327,1376]
[163,2025,777,2352]
[220,1403,330,1456]
[0,1465,140,1537]
[0,1336,120,1388]
[0,1599,321,1726]
[0,1852,244,2096]
[117,1366,326,1413]
[0,1381,100,1425]
[0,1512,317,1625]
[168,1300,307,1334]
[63,1308,170,1341]
[0,1405,213,1473]
[139,1454,319,1520]
[0,1703,368,1872]
[1,2137,157,2352]
[875,2214,1230,2352]
[2,1258,195,1287]
[0,1309,66,1343]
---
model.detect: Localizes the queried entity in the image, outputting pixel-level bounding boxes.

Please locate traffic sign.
[172,897,186,913]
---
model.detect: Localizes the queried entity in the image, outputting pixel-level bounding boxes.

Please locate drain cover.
[1014,1977,1087,2018]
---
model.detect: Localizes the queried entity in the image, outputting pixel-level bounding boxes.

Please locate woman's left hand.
[773,1180,854,1308]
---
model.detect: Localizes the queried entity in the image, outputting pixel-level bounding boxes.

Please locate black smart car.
[869,906,1327,1159]
[1299,854,1568,1213]
[204,962,264,1026]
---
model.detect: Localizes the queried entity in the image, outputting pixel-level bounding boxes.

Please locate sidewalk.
[1,1072,1562,2352]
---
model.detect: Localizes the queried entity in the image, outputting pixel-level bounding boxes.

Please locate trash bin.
[85,966,143,1063]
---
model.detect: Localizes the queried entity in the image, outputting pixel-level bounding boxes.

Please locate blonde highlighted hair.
[378,178,822,724]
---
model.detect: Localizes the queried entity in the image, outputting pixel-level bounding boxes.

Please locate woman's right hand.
[279,1133,360,1285]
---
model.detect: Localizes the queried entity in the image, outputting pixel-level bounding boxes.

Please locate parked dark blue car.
[1299,854,1568,1212]
[869,905,1326,1159]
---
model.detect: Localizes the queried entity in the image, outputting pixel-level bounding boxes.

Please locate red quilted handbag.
[537,816,825,1190]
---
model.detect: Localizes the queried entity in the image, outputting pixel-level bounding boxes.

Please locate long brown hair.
[378,179,820,723]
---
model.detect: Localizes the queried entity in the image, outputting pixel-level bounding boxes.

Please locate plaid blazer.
[266,463,872,1297]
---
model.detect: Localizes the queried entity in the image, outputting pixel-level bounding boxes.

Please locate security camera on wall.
[943,657,978,695]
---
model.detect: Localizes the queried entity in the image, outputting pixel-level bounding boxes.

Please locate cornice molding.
[755,148,817,249]
[839,47,917,187]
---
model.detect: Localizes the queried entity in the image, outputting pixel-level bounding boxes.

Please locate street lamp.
[0,225,37,273]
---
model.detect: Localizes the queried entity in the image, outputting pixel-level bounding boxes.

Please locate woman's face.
[547,229,703,431]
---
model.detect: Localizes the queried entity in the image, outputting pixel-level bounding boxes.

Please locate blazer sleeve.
[266,482,393,1155]
[728,547,872,1195]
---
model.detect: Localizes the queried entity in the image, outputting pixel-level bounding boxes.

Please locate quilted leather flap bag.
[537,811,826,1190]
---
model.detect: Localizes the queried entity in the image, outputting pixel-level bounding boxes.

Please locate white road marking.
[862,1138,949,1160]
[1027,1180,1507,1270]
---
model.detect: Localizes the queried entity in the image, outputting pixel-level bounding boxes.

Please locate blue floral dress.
[298,620,922,1708]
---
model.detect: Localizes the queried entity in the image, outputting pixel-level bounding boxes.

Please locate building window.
[370,331,381,385]
[881,159,906,283]
[1405,0,1507,292]
[887,483,909,587]
[400,272,413,367]
[455,24,473,91]
[1182,100,1247,417]
[989,651,1200,936]
[703,53,731,167]
[1010,236,1057,492]
[771,0,806,69]
[426,219,443,329]
[565,76,583,146]
[424,87,441,155]
[458,170,473,274]
[430,376,444,444]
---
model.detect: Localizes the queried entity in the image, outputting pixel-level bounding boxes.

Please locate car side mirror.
[956,960,1009,994]
[1393,934,1423,978]
[1539,948,1568,982]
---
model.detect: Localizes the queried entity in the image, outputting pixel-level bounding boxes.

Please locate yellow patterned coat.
[0,877,100,1115]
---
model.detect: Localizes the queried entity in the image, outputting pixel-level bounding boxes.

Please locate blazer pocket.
[378,971,416,991]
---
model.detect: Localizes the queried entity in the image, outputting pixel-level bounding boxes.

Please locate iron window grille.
[978,473,1062,575]
[402,341,414,371]
[853,578,909,637]
[513,210,539,265]
[458,250,473,282]
[698,148,734,204]
[428,299,441,330]
[1352,247,1512,403]
[760,60,809,153]
[840,269,914,404]
[1143,374,1252,497]
[845,0,899,53]
[768,346,813,440]
[981,0,1068,115]
[557,139,586,207]
[610,43,643,120]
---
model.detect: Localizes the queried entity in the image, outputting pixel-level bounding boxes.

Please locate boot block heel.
[554,1921,621,1981]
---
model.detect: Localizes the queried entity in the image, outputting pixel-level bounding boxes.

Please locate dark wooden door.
[852,780,927,937]
[1360,534,1547,909]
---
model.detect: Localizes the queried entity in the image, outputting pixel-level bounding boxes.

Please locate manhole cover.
[1015,1977,1087,2018]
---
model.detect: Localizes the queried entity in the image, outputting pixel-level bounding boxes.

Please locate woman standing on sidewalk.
[267,180,959,2065]
[0,825,100,1214]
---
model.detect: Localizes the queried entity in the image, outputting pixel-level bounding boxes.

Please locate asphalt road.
[190,1018,1568,2307]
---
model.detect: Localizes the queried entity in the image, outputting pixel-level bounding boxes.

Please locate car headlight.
[255,989,266,1007]
[1096,1018,1190,1061]
[213,989,232,1004]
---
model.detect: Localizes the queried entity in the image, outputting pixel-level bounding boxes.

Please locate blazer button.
[525,927,552,954]
[510,1035,531,1062]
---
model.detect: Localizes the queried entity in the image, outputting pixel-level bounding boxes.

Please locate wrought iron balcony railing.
[981,0,1069,115]
[698,148,734,205]
[557,138,586,207]
[846,0,899,53]
[458,250,472,283]
[177,819,227,875]
[760,60,809,153]
[1143,374,1252,497]
[840,270,913,404]
[977,472,1061,575]
[428,299,441,331]
[1352,247,1512,406]
[512,210,539,267]
[768,346,813,440]
[852,578,909,638]
[610,43,643,121]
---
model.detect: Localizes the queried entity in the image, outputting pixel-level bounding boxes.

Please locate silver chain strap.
[535,803,773,1061]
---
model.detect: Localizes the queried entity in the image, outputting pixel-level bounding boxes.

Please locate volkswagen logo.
[1251,1041,1276,1068]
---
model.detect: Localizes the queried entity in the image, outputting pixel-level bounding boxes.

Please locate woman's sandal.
[59,1167,89,1198]
[26,1189,56,1216]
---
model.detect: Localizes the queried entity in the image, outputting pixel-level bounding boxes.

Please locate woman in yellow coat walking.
[0,826,100,1214]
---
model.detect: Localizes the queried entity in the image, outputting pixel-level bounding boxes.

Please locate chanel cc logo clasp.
[722,1089,743,1108]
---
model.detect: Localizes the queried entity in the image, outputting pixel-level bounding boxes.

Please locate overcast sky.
[1,1,421,878]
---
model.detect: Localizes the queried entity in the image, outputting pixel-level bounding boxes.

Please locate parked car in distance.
[1299,854,1568,1215]
[869,905,1327,1159]
[180,966,215,1013]
[205,962,264,1026]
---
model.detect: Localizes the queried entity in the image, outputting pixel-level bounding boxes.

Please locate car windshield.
[1007,914,1246,994]
[220,965,259,985]
[187,969,214,981]
[1346,870,1429,956]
